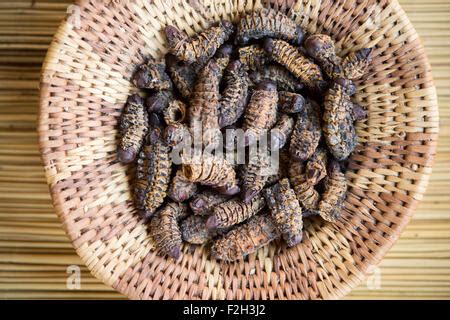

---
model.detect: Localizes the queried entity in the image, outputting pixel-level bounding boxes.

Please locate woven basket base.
[38,0,438,299]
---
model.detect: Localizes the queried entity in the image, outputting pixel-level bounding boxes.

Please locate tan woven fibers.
[38,0,438,299]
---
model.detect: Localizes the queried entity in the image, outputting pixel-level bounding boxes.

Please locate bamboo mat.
[0,0,449,300]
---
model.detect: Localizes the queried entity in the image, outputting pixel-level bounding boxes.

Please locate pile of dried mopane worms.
[117,8,372,262]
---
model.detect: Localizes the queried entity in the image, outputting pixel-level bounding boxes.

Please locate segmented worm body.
[289,99,322,161]
[242,81,278,145]
[288,160,320,211]
[249,64,303,92]
[189,191,230,216]
[263,39,325,92]
[134,129,172,219]
[118,94,148,164]
[168,169,198,203]
[211,214,280,262]
[323,81,357,161]
[207,196,266,229]
[318,160,347,222]
[132,60,172,90]
[165,21,234,64]
[150,202,188,259]
[264,178,303,247]
[219,60,250,128]
[236,8,304,45]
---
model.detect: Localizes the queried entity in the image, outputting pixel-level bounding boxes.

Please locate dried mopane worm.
[278,91,306,114]
[305,34,372,80]
[304,34,343,80]
[150,202,188,259]
[210,214,280,262]
[146,89,174,113]
[241,152,273,203]
[270,113,294,150]
[134,128,172,219]
[207,195,266,230]
[236,8,304,45]
[288,160,320,211]
[132,60,172,90]
[181,154,239,195]
[238,44,271,71]
[163,122,190,147]
[305,146,328,185]
[249,64,303,92]
[189,45,232,147]
[118,94,148,164]
[242,81,278,145]
[168,169,198,203]
[263,38,325,92]
[165,54,197,99]
[219,60,250,128]
[264,178,303,247]
[289,99,322,161]
[165,21,234,65]
[163,100,187,125]
[189,191,230,216]
[318,160,347,223]
[181,215,213,245]
[323,81,357,161]
[341,48,373,80]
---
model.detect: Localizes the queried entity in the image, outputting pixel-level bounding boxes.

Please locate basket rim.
[37,0,439,300]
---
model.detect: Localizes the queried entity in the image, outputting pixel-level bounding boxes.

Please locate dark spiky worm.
[278,91,306,114]
[134,128,172,219]
[289,99,321,161]
[241,151,274,203]
[305,146,328,186]
[189,45,232,147]
[304,34,343,80]
[165,21,234,65]
[270,113,294,150]
[288,160,320,211]
[145,89,174,114]
[150,202,188,259]
[165,54,199,99]
[323,81,357,161]
[181,153,239,195]
[168,169,198,203]
[189,191,230,216]
[238,44,271,71]
[249,64,303,92]
[263,38,325,92]
[242,81,278,145]
[132,60,172,90]
[219,60,250,128]
[264,178,303,247]
[181,215,214,245]
[118,94,148,164]
[305,34,372,80]
[163,122,190,147]
[211,214,280,262]
[236,8,304,45]
[207,196,266,230]
[341,48,373,80]
[318,160,347,223]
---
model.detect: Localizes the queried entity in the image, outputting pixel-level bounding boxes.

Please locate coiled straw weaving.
[38,0,439,299]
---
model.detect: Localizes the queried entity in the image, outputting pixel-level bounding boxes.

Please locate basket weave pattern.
[38,0,438,299]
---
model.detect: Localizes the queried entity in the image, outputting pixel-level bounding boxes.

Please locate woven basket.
[38,0,439,299]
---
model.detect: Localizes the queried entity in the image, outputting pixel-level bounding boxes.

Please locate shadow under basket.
[38,0,439,299]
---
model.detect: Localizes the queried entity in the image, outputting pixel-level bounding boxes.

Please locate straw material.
[36,0,438,299]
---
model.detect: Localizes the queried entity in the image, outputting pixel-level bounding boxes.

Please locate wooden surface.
[0,0,449,300]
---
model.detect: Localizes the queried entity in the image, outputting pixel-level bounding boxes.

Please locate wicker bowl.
[38,0,438,299]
